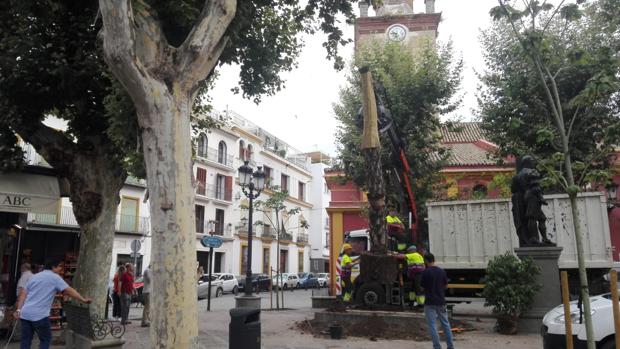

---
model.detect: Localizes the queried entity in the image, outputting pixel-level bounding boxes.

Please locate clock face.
[387,25,407,42]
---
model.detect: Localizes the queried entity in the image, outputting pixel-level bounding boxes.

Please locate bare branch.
[98,0,151,108]
[541,0,566,35]
[13,123,76,175]
[178,0,237,93]
[566,106,580,140]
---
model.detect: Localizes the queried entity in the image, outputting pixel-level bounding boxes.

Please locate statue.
[511,156,554,246]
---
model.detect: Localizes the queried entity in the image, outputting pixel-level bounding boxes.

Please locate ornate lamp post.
[607,182,618,211]
[238,161,265,297]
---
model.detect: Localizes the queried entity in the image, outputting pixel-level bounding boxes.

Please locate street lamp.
[238,161,265,297]
[607,182,618,211]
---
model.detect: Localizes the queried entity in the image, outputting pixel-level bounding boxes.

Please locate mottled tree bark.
[98,1,236,347]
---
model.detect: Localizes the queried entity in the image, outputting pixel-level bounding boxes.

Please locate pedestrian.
[339,243,359,302]
[16,263,34,299]
[141,264,151,327]
[120,263,135,325]
[14,257,91,349]
[421,252,454,349]
[112,264,125,320]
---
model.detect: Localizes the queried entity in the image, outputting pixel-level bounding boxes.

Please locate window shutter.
[196,168,207,195]
[225,176,233,201]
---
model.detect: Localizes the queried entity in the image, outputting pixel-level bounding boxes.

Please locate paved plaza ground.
[4,289,544,348]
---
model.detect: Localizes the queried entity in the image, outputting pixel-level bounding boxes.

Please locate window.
[197,133,208,158]
[325,232,329,248]
[216,174,232,201]
[218,141,227,165]
[324,182,329,194]
[119,197,139,232]
[262,247,270,274]
[263,166,272,186]
[325,217,329,229]
[298,182,305,201]
[281,174,289,192]
[195,205,205,233]
[215,208,224,235]
[238,140,245,159]
[298,251,304,273]
[196,167,207,195]
[247,144,253,161]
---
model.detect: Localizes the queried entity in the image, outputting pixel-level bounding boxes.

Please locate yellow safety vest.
[386,215,403,224]
[341,254,353,278]
[405,252,424,266]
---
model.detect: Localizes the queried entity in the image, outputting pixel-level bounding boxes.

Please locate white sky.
[209,0,500,156]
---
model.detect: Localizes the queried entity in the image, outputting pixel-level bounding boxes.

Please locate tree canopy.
[334,41,462,239]
[479,0,620,189]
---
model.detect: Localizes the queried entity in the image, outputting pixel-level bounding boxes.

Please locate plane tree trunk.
[98,1,236,347]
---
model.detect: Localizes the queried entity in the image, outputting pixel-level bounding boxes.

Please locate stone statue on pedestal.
[511,155,554,247]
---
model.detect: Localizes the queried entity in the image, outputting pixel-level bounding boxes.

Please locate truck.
[341,192,613,305]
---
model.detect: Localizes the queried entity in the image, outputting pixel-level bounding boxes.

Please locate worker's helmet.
[342,243,353,251]
[406,245,417,252]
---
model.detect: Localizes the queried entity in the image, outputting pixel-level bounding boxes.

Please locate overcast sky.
[209,0,500,156]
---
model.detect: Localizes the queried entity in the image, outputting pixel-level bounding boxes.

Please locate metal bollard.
[229,307,261,349]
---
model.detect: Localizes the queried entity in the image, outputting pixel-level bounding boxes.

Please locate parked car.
[197,275,224,299]
[237,273,272,292]
[542,290,618,349]
[214,273,239,294]
[298,273,319,289]
[316,273,330,287]
[272,273,299,290]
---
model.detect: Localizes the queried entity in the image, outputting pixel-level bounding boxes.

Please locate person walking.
[15,258,91,349]
[120,263,135,325]
[112,264,125,320]
[16,263,34,299]
[421,252,454,349]
[141,265,151,327]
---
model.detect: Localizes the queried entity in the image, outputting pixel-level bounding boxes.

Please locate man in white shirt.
[141,265,152,327]
[16,263,33,298]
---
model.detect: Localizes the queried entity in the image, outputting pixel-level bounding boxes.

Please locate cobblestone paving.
[3,290,544,348]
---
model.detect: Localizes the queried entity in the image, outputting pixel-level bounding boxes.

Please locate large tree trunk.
[359,67,387,254]
[140,89,198,348]
[71,170,126,316]
[98,1,236,346]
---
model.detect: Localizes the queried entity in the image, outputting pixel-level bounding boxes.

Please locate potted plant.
[482,253,541,334]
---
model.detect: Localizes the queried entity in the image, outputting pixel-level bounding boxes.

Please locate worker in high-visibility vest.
[395,245,425,306]
[386,209,407,252]
[340,243,359,302]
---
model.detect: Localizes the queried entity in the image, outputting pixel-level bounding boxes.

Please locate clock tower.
[355,0,440,55]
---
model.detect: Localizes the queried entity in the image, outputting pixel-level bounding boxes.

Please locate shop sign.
[0,194,35,213]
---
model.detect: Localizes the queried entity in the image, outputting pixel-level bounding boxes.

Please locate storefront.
[0,172,66,305]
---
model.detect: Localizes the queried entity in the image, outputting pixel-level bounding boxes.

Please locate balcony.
[27,206,151,235]
[196,147,234,169]
[279,231,293,242]
[195,183,232,203]
[297,232,309,243]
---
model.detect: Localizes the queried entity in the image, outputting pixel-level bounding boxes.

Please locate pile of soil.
[294,315,474,341]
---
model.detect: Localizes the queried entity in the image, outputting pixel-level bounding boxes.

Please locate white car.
[197,275,224,299]
[542,291,618,349]
[272,273,300,290]
[214,273,239,294]
[316,273,330,287]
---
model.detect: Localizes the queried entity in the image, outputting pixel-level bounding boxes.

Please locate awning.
[0,172,60,214]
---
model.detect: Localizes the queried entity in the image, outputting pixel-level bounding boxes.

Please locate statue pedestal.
[514,246,563,333]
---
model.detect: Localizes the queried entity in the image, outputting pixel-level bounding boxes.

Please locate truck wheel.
[356,283,385,306]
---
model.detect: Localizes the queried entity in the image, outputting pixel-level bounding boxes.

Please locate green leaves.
[483,253,541,317]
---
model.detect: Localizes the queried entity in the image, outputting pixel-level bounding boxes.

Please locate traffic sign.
[201,235,223,248]
[130,239,141,252]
